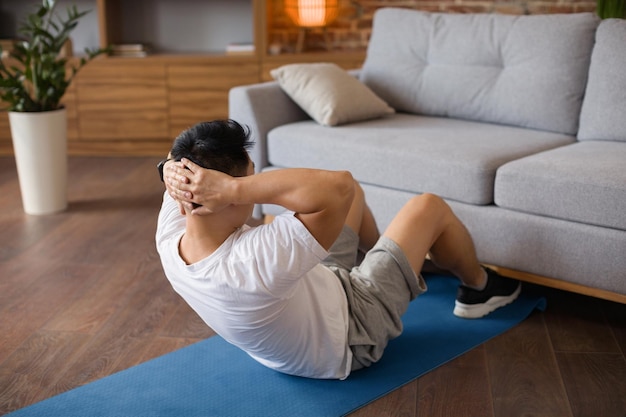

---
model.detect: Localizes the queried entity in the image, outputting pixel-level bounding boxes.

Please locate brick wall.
[268,0,598,53]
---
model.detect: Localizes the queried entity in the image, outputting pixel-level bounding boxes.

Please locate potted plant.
[0,0,108,215]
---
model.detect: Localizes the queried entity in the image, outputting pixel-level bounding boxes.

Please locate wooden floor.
[0,156,624,417]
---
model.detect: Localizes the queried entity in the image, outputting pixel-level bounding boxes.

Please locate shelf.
[101,52,260,65]
[0,0,369,156]
[98,0,255,56]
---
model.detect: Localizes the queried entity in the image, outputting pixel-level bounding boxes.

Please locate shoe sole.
[453,283,522,319]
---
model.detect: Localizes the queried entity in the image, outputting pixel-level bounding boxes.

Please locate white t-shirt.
[155,193,353,379]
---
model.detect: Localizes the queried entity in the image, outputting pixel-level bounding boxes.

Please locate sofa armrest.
[229,81,309,219]
[229,81,309,173]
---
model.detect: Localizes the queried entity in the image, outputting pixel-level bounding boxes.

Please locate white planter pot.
[9,109,68,215]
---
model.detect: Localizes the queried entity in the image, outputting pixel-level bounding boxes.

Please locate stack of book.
[110,44,150,57]
[0,39,18,59]
[225,42,255,55]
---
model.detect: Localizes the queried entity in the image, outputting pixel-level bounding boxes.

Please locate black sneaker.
[453,267,521,319]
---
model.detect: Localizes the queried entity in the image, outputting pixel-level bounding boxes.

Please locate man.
[156,119,520,380]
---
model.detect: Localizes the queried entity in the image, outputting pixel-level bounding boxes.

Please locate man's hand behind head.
[165,158,238,215]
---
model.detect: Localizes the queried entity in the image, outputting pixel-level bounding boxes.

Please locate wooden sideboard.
[0,0,366,156]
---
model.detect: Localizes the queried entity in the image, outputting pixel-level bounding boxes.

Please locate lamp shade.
[285,0,339,28]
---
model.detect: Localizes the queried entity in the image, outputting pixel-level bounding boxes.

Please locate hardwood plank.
[42,264,145,334]
[14,159,164,268]
[0,262,97,364]
[485,313,573,417]
[348,379,417,417]
[16,212,123,264]
[0,158,70,261]
[0,157,184,396]
[0,258,54,319]
[0,330,90,415]
[417,347,494,417]
[543,289,621,353]
[0,218,66,262]
[556,352,626,417]
[67,156,161,190]
[601,300,626,356]
[138,336,206,364]
[159,302,216,340]
[64,157,163,201]
[49,261,183,390]
[8,203,158,270]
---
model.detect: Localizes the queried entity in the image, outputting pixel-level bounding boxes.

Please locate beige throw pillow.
[270,63,394,126]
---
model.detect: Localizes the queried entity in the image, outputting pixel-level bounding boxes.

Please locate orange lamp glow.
[285,0,339,28]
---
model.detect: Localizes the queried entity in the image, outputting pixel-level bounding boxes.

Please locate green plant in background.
[597,0,626,18]
[0,0,109,112]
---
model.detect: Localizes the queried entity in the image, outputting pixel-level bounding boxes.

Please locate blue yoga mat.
[8,275,545,417]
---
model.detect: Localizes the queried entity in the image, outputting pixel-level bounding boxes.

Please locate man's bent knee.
[415,193,444,206]
[410,193,449,217]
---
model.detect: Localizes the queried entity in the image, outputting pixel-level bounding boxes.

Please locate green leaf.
[0,0,108,112]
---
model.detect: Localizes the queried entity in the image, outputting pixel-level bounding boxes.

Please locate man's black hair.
[170,119,254,177]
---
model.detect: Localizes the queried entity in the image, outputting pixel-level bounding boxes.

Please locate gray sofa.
[229,9,626,301]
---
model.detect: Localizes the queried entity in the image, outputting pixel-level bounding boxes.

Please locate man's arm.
[165,158,355,250]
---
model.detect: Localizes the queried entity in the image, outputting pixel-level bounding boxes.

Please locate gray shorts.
[322,226,427,371]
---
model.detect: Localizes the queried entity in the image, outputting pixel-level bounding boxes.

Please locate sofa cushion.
[578,19,626,142]
[495,141,626,231]
[270,63,394,126]
[267,113,575,205]
[360,9,599,135]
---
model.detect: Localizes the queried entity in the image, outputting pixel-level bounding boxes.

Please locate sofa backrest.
[578,18,626,142]
[360,9,599,135]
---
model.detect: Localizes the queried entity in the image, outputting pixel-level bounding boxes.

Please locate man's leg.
[383,193,520,318]
[322,181,379,271]
[383,193,484,286]
[344,181,380,253]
